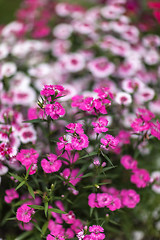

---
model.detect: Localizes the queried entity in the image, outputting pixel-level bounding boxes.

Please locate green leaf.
[101,151,114,166]
[25,165,32,179]
[41,221,49,236]
[102,165,117,172]
[48,208,66,214]
[9,173,23,182]
[6,217,17,221]
[81,172,93,178]
[90,207,94,217]
[79,151,97,159]
[44,202,48,217]
[28,205,44,210]
[76,163,90,177]
[33,221,42,233]
[15,181,25,191]
[23,119,46,123]
[15,231,33,240]
[27,185,35,199]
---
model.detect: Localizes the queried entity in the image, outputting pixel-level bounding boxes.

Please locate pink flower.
[117,130,130,145]
[151,120,160,140]
[4,188,19,203]
[92,117,109,133]
[57,135,73,151]
[45,102,65,120]
[97,193,112,207]
[41,85,65,98]
[16,204,35,223]
[107,197,121,211]
[61,168,82,186]
[71,134,89,150]
[66,123,84,135]
[120,155,138,170]
[100,134,119,150]
[88,193,99,208]
[131,118,151,132]
[41,154,62,173]
[121,189,140,208]
[131,168,150,188]
[16,148,39,175]
[115,92,132,106]
[62,210,76,224]
[89,225,104,233]
[88,57,115,78]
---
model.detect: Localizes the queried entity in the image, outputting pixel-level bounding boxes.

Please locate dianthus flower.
[16,204,35,223]
[62,210,76,224]
[57,135,73,151]
[131,118,151,132]
[4,188,19,203]
[107,197,121,211]
[136,108,155,122]
[120,155,138,170]
[45,102,65,120]
[92,117,108,133]
[71,134,89,150]
[0,142,17,159]
[88,193,100,208]
[40,84,65,98]
[16,148,39,175]
[100,134,119,150]
[89,225,104,233]
[151,120,160,140]
[117,130,130,145]
[66,123,84,135]
[131,168,150,188]
[61,168,82,186]
[121,189,140,208]
[97,193,112,207]
[41,154,62,173]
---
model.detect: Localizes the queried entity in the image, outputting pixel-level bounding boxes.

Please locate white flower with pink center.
[19,126,37,144]
[0,62,17,78]
[51,39,71,57]
[101,5,125,20]
[144,49,159,65]
[88,57,115,78]
[0,43,9,60]
[134,87,155,104]
[150,171,160,194]
[13,87,36,106]
[53,23,73,39]
[121,78,145,93]
[73,21,94,35]
[115,92,132,106]
[61,53,85,72]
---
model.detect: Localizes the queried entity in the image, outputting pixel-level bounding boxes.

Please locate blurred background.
[0,0,151,24]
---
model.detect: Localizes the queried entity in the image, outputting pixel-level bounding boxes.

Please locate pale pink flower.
[115,92,132,106]
[88,57,115,78]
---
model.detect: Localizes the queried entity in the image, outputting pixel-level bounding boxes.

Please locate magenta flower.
[107,197,121,211]
[71,134,89,150]
[89,225,104,233]
[16,204,35,223]
[131,168,150,188]
[100,134,119,150]
[121,189,140,208]
[61,168,82,186]
[16,148,39,175]
[151,120,160,140]
[45,102,65,120]
[41,154,62,173]
[131,118,151,132]
[66,123,84,135]
[120,155,138,170]
[92,117,109,133]
[4,188,19,203]
[97,193,112,207]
